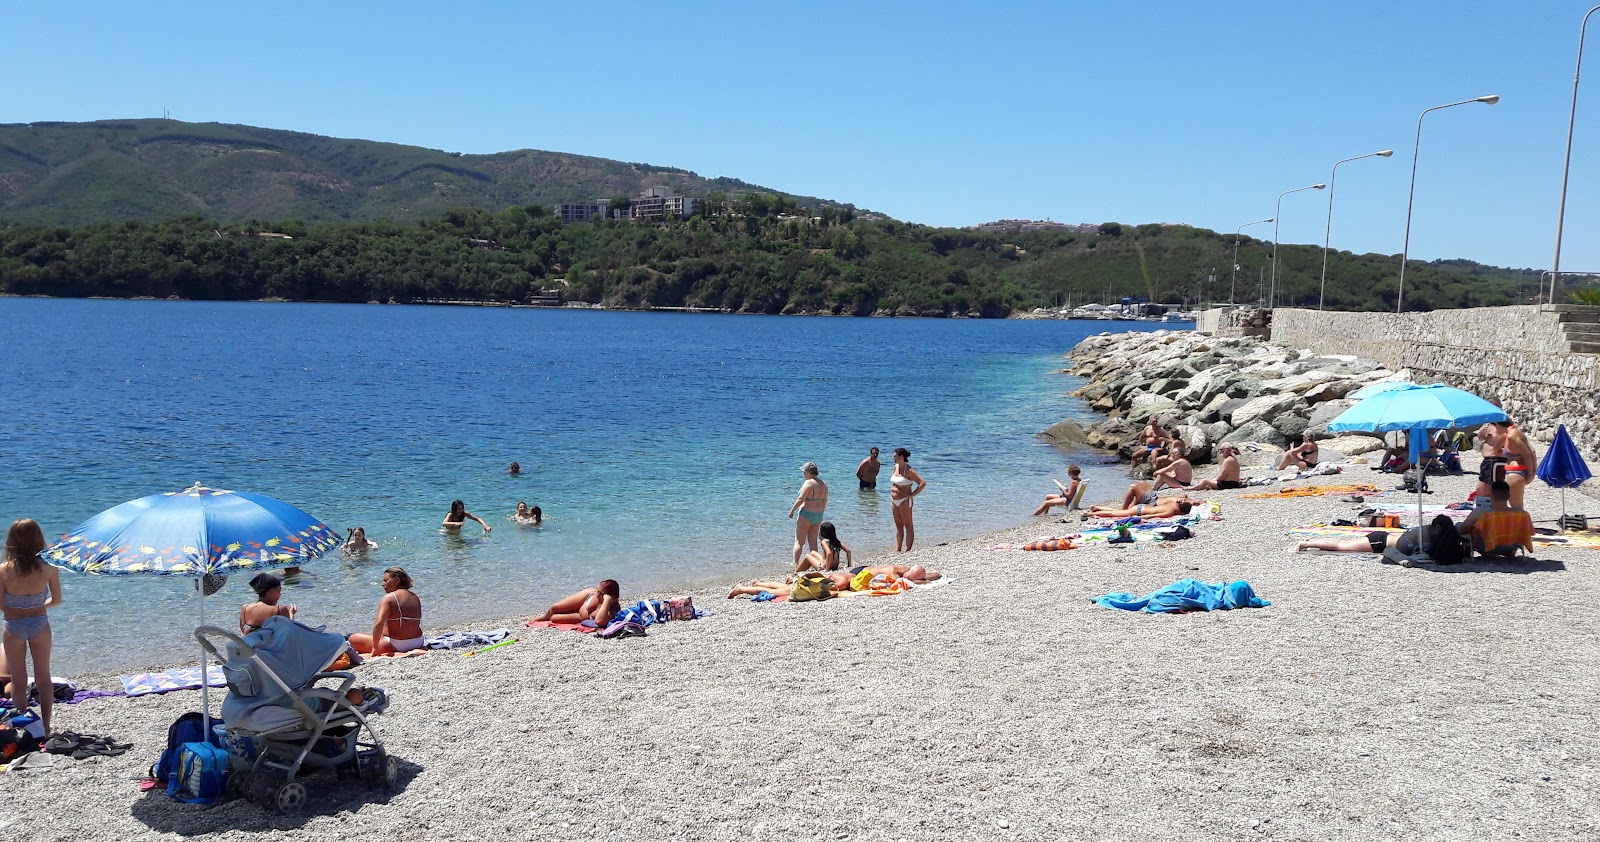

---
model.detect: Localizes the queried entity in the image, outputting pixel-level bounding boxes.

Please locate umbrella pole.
[1561,487,1568,532]
[199,585,211,735]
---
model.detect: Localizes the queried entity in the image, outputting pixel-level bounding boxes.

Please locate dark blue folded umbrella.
[1537,424,1591,489]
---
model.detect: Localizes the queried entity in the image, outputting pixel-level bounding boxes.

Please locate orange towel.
[1243,483,1379,499]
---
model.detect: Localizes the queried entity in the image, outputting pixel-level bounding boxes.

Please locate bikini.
[2,590,50,641]
[385,592,425,652]
[797,484,826,524]
[891,473,914,507]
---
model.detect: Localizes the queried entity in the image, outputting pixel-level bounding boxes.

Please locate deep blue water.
[0,298,1176,673]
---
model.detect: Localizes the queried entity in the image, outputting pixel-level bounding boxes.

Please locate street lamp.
[1551,5,1600,307]
[1396,94,1500,312]
[1319,150,1393,311]
[1270,183,1325,308]
[1231,217,1272,304]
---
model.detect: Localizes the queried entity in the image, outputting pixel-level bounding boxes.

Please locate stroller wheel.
[274,781,307,814]
[362,748,395,790]
[247,773,275,808]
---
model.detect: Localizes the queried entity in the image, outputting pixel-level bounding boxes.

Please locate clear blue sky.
[6,1,1599,271]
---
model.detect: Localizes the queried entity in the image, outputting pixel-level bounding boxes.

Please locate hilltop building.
[555,201,613,223]
[973,219,1099,233]
[555,187,703,223]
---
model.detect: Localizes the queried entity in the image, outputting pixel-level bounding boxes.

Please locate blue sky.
[5,1,1599,270]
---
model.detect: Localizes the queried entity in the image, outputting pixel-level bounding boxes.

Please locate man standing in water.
[856,447,882,490]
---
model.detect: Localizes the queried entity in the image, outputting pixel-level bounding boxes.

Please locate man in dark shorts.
[1190,444,1245,491]
[856,447,881,490]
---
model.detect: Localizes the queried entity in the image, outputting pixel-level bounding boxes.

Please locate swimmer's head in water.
[801,461,819,477]
[598,579,620,598]
[530,506,542,520]
[516,502,528,515]
[509,462,521,474]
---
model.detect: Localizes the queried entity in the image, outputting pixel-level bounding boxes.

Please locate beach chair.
[1067,481,1088,510]
[195,617,395,813]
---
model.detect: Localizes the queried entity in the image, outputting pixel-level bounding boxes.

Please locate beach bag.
[664,597,695,621]
[167,741,229,804]
[150,711,213,784]
[596,620,647,639]
[789,572,833,602]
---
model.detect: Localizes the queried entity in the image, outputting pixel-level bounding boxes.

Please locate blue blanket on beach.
[1093,579,1270,614]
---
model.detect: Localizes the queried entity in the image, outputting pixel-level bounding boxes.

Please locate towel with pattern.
[120,665,226,697]
[1243,484,1380,499]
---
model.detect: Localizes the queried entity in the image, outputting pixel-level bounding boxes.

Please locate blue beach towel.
[1093,579,1270,614]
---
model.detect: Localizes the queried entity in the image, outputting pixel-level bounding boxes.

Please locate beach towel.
[121,665,227,698]
[1243,483,1379,499]
[1093,579,1270,613]
[424,629,514,650]
[525,618,598,633]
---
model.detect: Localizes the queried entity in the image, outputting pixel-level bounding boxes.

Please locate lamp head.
[1312,184,1326,189]
[1476,95,1500,104]
[1377,150,1394,157]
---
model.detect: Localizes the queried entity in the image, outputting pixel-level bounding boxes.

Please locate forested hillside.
[0,202,1535,315]
[0,119,850,225]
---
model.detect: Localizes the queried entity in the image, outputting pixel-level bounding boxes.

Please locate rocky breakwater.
[1052,330,1407,465]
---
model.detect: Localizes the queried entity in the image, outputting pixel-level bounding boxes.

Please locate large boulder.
[1270,413,1310,441]
[1040,418,1089,444]
[1126,395,1179,422]
[1224,377,1264,399]
[1322,434,1387,456]
[1302,380,1360,403]
[1216,397,1251,425]
[1305,399,1357,438]
[1222,419,1289,449]
[1231,393,1305,429]
[1176,424,1214,466]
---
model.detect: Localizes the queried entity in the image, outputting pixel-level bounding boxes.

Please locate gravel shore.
[5,453,1598,841]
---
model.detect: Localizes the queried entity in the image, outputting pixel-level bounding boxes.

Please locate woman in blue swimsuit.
[1,519,63,733]
[788,462,829,571]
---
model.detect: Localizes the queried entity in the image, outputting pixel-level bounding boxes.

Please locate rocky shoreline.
[1049,329,1408,465]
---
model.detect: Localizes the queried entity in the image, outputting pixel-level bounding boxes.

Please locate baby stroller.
[195,617,395,813]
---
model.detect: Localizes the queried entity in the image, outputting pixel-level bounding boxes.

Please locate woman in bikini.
[788,462,829,569]
[240,573,297,635]
[1,519,63,733]
[796,522,852,573]
[343,527,378,554]
[348,567,425,655]
[442,500,492,534]
[890,448,926,552]
[1493,421,1539,510]
[1294,515,1464,564]
[535,579,621,626]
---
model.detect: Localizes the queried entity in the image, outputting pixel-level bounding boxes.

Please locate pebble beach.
[4,444,1598,841]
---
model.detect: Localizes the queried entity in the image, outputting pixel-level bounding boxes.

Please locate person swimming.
[443,499,492,533]
[514,502,543,526]
[344,527,378,554]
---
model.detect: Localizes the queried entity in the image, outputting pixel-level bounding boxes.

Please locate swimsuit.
[2,590,49,641]
[1139,491,1160,506]
[859,481,876,490]
[389,636,426,653]
[848,565,867,576]
[798,508,825,525]
[1217,480,1244,490]
[384,592,423,649]
[891,473,914,507]
[1365,531,1388,553]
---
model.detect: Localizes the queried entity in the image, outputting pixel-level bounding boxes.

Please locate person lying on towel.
[1084,498,1197,520]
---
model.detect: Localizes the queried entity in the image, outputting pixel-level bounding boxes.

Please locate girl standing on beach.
[1,519,63,733]
[442,500,492,534]
[890,448,926,552]
[788,462,828,570]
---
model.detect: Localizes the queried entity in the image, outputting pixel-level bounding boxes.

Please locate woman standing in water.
[788,462,829,570]
[442,500,492,533]
[1,519,63,733]
[890,448,926,552]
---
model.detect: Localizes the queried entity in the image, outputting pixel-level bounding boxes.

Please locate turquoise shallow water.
[0,298,1174,674]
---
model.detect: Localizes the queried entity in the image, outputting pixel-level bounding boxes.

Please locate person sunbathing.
[1294,515,1465,564]
[349,567,425,655]
[796,522,852,572]
[1086,498,1196,520]
[534,579,621,626]
[727,579,807,599]
[1032,465,1083,516]
[1130,421,1167,468]
[1189,444,1244,491]
[1458,480,1534,557]
[852,562,941,583]
[1276,437,1321,471]
[1151,444,1193,490]
[240,573,297,634]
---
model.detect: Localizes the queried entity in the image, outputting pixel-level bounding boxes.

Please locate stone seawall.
[1269,306,1600,456]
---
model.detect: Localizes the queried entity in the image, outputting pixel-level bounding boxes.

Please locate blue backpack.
[150,711,225,800]
[168,741,229,804]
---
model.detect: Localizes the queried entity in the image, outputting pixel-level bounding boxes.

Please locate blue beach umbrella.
[43,483,341,721]
[1346,380,1425,400]
[1536,424,1592,529]
[1328,384,1508,553]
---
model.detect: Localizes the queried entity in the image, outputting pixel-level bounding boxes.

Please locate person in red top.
[1459,481,1534,557]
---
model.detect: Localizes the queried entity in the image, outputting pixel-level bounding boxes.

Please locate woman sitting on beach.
[890,448,926,552]
[343,527,378,554]
[443,499,492,534]
[535,579,621,626]
[348,567,425,655]
[1276,437,1321,471]
[1,519,63,733]
[788,462,829,569]
[1033,465,1083,516]
[240,573,297,635]
[1294,515,1465,564]
[513,502,543,526]
[796,522,852,573]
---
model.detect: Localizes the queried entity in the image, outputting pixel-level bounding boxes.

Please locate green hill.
[0,119,852,225]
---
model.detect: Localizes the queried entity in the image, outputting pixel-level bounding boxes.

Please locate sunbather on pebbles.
[349,567,425,655]
[535,579,621,627]
[1085,498,1197,520]
[1033,465,1083,516]
[1294,515,1465,565]
[795,522,852,573]
[1188,444,1245,491]
[240,573,296,635]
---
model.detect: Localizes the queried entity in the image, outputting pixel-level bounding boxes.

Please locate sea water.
[0,298,1176,674]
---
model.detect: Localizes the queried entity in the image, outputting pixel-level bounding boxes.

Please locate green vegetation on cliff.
[0,204,1535,315]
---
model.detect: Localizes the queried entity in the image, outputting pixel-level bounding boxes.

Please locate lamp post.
[1319,150,1393,311]
[1231,218,1272,304]
[1551,6,1600,307]
[1396,94,1500,312]
[1270,183,1325,308]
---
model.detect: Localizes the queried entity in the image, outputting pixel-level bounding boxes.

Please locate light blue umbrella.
[1346,380,1426,400]
[43,483,341,723]
[1536,424,1592,529]
[1328,384,1508,554]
